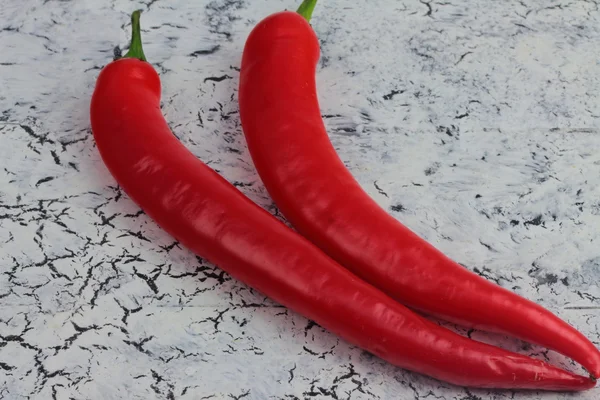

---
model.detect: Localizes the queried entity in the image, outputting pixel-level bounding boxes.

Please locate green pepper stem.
[123,10,147,62]
[296,0,318,22]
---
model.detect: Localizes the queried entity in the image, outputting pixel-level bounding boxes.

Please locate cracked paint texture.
[1,0,600,399]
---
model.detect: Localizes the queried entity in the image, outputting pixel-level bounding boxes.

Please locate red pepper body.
[89,57,594,390]
[238,11,600,379]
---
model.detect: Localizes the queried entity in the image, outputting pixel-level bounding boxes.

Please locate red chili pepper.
[90,10,594,391]
[238,0,600,381]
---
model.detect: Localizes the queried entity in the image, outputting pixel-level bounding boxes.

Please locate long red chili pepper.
[238,0,600,381]
[90,10,595,392]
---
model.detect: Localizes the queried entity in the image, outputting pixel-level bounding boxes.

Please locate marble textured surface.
[1,0,600,398]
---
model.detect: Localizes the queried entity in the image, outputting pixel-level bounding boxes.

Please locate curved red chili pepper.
[90,10,595,391]
[238,2,600,380]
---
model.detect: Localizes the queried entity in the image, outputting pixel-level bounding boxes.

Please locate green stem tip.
[123,10,147,62]
[296,0,318,22]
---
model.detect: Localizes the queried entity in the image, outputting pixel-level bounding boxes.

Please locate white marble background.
[1,0,600,399]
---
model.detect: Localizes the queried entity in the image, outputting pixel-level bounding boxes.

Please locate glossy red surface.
[238,10,600,382]
[90,57,593,390]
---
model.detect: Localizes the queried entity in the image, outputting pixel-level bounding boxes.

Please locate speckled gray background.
[1,0,599,399]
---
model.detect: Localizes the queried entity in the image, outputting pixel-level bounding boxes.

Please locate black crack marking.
[524,214,543,227]
[304,320,319,337]
[391,204,405,212]
[514,22,534,31]
[373,181,388,198]
[133,267,160,294]
[150,22,188,30]
[118,230,151,242]
[461,389,484,400]
[190,45,220,56]
[198,308,230,332]
[479,240,497,252]
[455,51,473,65]
[232,181,253,188]
[420,0,433,16]
[288,363,296,383]
[21,124,54,145]
[90,272,118,307]
[204,74,232,83]
[113,46,122,60]
[473,267,501,285]
[225,147,241,154]
[332,125,358,136]
[84,65,102,73]
[411,47,434,60]
[228,390,250,400]
[50,150,60,165]
[333,364,359,384]
[437,125,459,138]
[35,177,55,187]
[124,210,145,218]
[57,322,101,351]
[383,89,405,100]
[58,135,88,151]
[142,0,160,10]
[123,336,154,356]
[0,362,15,371]
[359,110,372,122]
